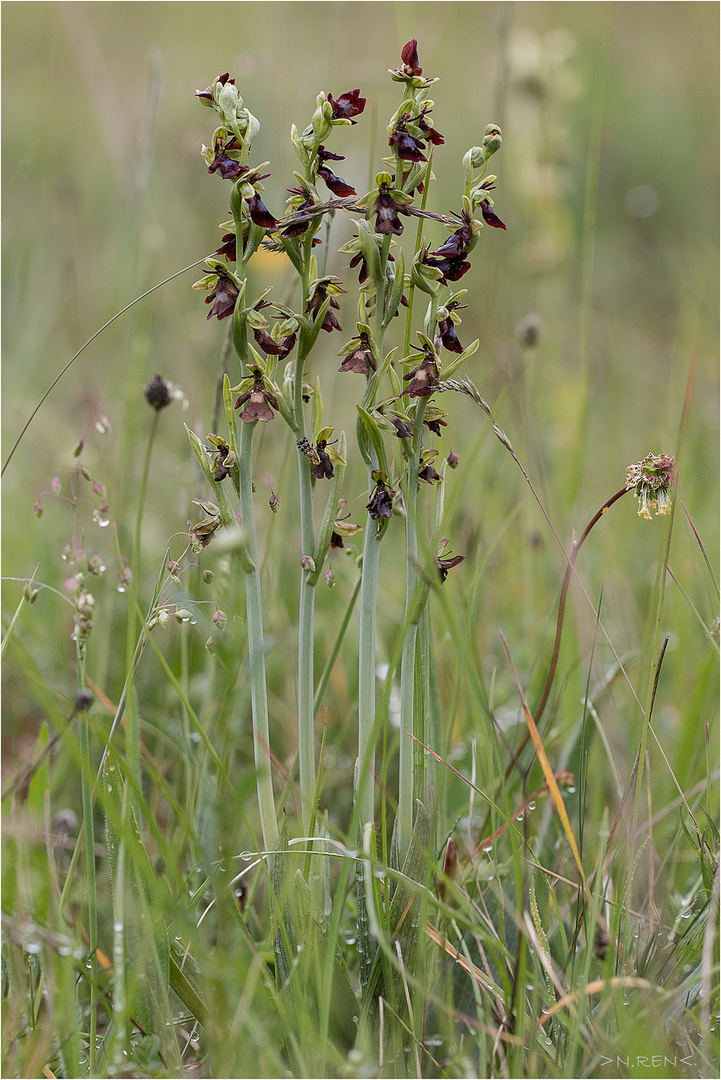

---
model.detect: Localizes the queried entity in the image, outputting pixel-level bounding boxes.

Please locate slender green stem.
[238,419,278,851]
[294,253,318,831]
[124,408,160,789]
[77,644,97,1074]
[357,497,382,833]
[313,572,362,716]
[397,395,429,861]
[631,500,676,840]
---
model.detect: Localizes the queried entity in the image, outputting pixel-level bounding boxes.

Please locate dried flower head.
[625,453,676,519]
[144,375,185,411]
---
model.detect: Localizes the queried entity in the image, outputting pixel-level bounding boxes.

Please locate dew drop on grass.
[113,922,124,934]
[566,786,576,794]
[482,844,493,853]
[239,851,253,862]
[117,585,126,593]
[528,801,536,811]
[516,812,524,821]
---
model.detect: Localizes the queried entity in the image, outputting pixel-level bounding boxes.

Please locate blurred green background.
[2,2,718,778]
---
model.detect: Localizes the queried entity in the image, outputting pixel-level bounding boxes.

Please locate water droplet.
[107,784,113,793]
[25,941,41,955]
[374,870,387,880]
[482,844,493,853]
[239,851,253,862]
[516,812,524,821]
[116,585,126,593]
[566,786,576,794]
[528,801,536,811]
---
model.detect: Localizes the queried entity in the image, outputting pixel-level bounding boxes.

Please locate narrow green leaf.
[441,338,480,380]
[356,406,388,474]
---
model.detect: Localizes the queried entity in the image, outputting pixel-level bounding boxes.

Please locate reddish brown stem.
[502,485,631,780]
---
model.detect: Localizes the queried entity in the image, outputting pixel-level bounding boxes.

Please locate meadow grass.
[2,4,718,1078]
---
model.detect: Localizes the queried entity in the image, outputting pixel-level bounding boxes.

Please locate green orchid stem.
[238,418,278,852]
[397,396,430,862]
[295,253,318,833]
[298,551,316,830]
[357,485,383,834]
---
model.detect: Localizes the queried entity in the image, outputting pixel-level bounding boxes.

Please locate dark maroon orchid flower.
[208,155,247,180]
[427,222,474,260]
[401,40,422,77]
[234,373,279,423]
[205,270,240,320]
[305,283,343,333]
[327,89,366,123]
[389,124,427,163]
[338,332,376,375]
[389,414,414,439]
[196,72,235,103]
[317,147,357,193]
[480,199,506,230]
[424,223,476,285]
[374,183,410,235]
[436,548,465,582]
[213,445,233,482]
[215,232,237,262]
[247,194,279,229]
[281,186,314,237]
[317,167,357,197]
[310,440,334,480]
[252,328,297,358]
[349,250,369,284]
[436,303,467,353]
[366,477,396,520]
[436,317,463,353]
[403,354,440,398]
[425,255,472,285]
[424,415,447,436]
[418,463,442,484]
[418,112,445,146]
